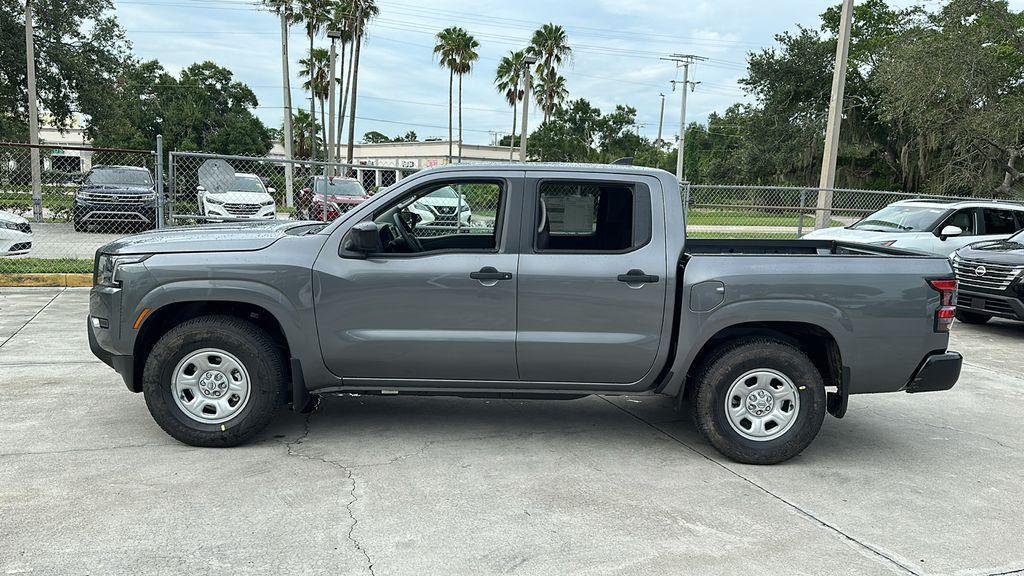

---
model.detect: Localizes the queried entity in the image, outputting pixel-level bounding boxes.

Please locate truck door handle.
[617,269,660,283]
[470,266,513,281]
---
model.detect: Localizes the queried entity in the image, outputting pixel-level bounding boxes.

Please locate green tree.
[344,0,379,163]
[452,31,479,162]
[495,50,528,161]
[526,98,659,165]
[527,23,572,122]
[434,26,464,162]
[0,0,131,140]
[534,68,568,122]
[295,0,329,160]
[362,130,390,143]
[299,47,331,154]
[285,109,319,158]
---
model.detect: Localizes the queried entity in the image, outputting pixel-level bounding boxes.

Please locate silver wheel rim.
[172,348,251,424]
[724,368,800,442]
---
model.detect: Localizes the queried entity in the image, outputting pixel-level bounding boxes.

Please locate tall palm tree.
[495,50,527,161]
[296,0,329,160]
[345,0,379,163]
[299,47,331,154]
[434,26,463,163]
[328,2,354,163]
[453,31,479,162]
[527,23,572,122]
[263,0,298,204]
[534,68,568,121]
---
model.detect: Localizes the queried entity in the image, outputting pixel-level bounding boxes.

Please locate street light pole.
[656,92,666,145]
[24,0,42,223]
[327,29,342,174]
[518,55,539,163]
[815,0,854,230]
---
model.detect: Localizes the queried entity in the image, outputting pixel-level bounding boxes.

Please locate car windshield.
[86,168,153,187]
[230,176,266,193]
[316,178,365,196]
[850,205,947,232]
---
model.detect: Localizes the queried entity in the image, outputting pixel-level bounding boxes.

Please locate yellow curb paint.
[0,273,93,287]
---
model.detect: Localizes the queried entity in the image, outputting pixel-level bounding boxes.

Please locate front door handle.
[470,266,513,281]
[617,269,660,283]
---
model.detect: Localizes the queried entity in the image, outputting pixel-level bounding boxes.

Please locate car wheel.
[954,309,991,324]
[691,338,826,465]
[142,315,287,447]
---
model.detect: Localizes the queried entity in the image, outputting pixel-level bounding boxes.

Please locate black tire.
[691,338,826,465]
[142,315,287,447]
[954,309,991,324]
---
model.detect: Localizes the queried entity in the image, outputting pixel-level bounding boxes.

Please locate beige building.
[269,140,520,168]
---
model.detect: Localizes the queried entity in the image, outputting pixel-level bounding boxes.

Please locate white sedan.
[0,210,32,256]
[200,173,277,221]
[803,199,1024,256]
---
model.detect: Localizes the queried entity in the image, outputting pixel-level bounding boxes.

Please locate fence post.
[797,188,807,237]
[155,135,165,229]
[167,151,176,226]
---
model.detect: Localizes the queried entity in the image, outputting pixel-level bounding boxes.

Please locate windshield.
[230,176,266,193]
[86,168,153,187]
[850,205,947,232]
[316,178,365,196]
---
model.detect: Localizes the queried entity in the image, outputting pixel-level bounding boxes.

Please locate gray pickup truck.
[88,164,962,464]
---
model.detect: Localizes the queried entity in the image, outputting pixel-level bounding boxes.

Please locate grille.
[434,205,457,215]
[224,203,261,216]
[9,242,30,252]
[952,257,1023,291]
[959,295,1019,318]
[16,222,30,234]
[80,192,151,205]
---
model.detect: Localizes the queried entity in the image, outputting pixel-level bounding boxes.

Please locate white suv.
[803,199,1024,256]
[407,185,472,230]
[200,173,277,221]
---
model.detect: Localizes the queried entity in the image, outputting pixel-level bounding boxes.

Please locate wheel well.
[130,301,291,392]
[681,321,842,400]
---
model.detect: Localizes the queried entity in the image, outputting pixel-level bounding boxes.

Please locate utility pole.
[327,29,342,174]
[24,0,41,223]
[280,3,295,207]
[815,0,854,229]
[662,54,706,182]
[519,55,539,163]
[655,92,666,145]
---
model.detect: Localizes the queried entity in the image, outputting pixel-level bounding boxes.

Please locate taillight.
[928,278,957,332]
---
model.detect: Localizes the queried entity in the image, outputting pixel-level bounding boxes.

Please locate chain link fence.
[4,137,1021,279]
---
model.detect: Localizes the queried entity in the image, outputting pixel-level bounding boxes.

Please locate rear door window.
[982,208,1021,235]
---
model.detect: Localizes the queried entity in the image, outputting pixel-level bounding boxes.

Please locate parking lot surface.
[1,287,1023,575]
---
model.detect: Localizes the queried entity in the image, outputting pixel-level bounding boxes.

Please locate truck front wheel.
[691,338,826,465]
[142,315,287,447]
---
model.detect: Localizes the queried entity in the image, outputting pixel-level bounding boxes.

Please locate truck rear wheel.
[954,309,991,324]
[691,338,826,465]
[142,315,287,447]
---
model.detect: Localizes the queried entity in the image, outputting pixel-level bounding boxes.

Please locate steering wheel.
[392,212,424,253]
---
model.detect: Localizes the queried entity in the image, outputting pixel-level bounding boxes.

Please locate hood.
[79,184,154,194]
[98,220,301,255]
[419,196,462,208]
[0,210,27,225]
[955,239,1024,266]
[801,226,899,244]
[323,194,367,205]
[206,190,274,204]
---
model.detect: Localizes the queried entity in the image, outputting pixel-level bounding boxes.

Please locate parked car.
[199,173,276,221]
[0,210,31,256]
[295,175,369,221]
[802,199,1024,256]
[72,165,157,232]
[950,231,1024,324]
[407,185,472,229]
[88,163,962,465]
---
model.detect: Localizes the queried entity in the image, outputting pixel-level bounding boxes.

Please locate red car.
[295,176,369,221]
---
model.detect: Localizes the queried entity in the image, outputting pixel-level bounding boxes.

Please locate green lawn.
[687,231,799,240]
[688,210,840,228]
[0,258,94,274]
[0,191,74,212]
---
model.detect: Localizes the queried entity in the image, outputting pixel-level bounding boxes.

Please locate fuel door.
[690,280,725,312]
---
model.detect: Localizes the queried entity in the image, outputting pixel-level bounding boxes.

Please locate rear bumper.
[905,351,962,393]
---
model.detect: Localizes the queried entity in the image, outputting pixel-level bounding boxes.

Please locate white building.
[269,140,520,168]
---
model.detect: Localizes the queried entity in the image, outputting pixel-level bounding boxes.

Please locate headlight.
[94,254,150,287]
[412,201,428,211]
[459,204,470,212]
[2,221,20,231]
[205,195,225,205]
[261,199,275,206]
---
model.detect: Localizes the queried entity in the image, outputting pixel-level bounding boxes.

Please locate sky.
[111,0,1024,146]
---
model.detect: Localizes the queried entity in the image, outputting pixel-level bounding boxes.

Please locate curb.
[0,274,93,287]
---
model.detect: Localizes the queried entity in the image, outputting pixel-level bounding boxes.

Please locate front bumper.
[905,352,963,393]
[88,317,137,391]
[88,285,139,392]
[956,289,1024,321]
[74,199,157,224]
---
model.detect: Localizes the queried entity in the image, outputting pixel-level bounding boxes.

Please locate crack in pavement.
[282,410,377,576]
[598,396,920,576]
[0,288,65,349]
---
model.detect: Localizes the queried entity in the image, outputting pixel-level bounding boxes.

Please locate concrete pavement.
[1,288,1022,575]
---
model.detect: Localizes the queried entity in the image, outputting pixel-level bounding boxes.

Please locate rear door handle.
[617,269,660,283]
[470,266,513,281]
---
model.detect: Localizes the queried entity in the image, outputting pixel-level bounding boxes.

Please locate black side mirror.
[341,221,382,258]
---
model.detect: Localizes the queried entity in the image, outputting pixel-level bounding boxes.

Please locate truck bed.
[685,238,930,257]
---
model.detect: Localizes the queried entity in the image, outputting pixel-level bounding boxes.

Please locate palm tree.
[296,0,330,160]
[328,2,354,163]
[299,47,331,155]
[527,23,572,122]
[495,50,527,161]
[286,109,320,159]
[534,68,568,121]
[453,31,479,162]
[345,0,380,163]
[262,0,298,205]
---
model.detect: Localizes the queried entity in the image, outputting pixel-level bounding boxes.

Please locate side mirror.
[196,185,206,192]
[341,221,382,258]
[938,225,963,240]
[267,187,276,194]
